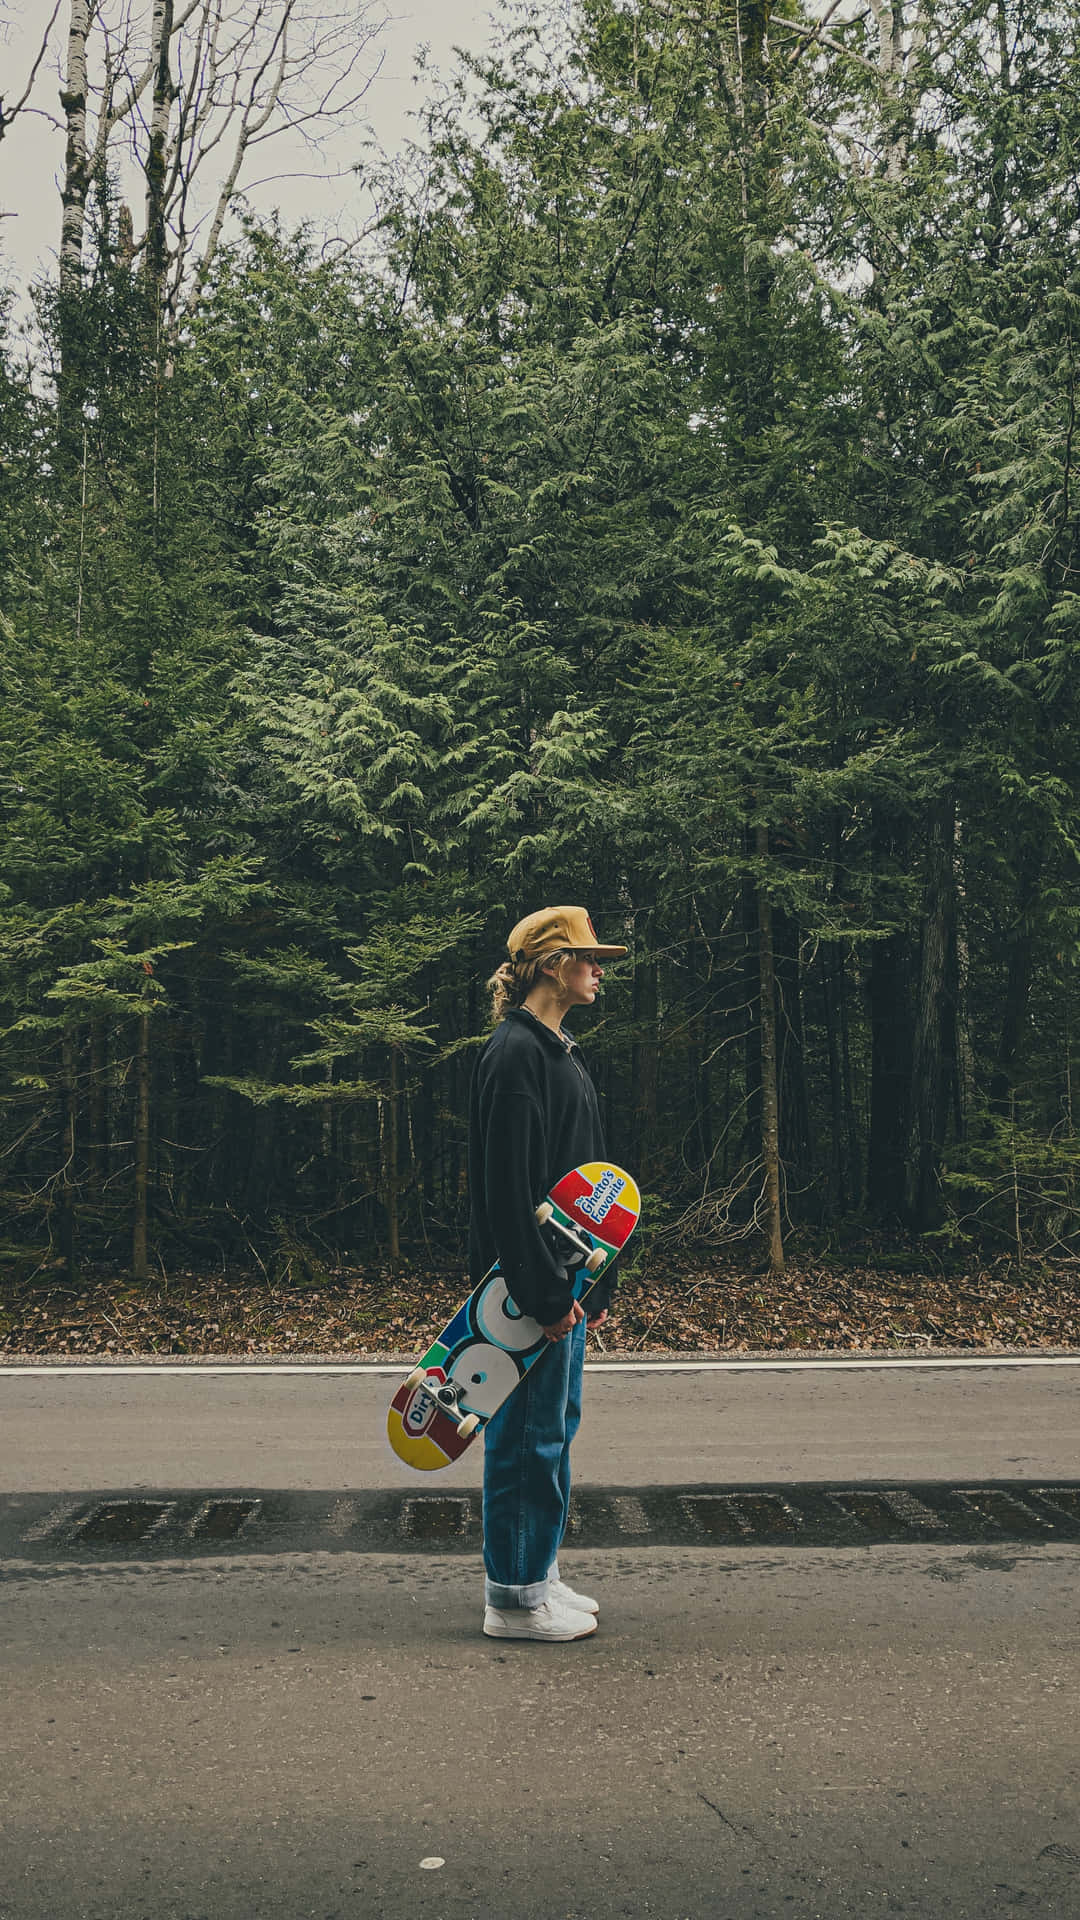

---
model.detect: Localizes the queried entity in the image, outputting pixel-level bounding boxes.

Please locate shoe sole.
[483,1620,597,1642]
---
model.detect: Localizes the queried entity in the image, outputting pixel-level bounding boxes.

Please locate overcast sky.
[0,0,498,299]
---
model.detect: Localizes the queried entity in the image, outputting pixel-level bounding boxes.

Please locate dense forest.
[3,0,1080,1291]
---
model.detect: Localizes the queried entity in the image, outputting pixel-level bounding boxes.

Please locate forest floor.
[3,1237,1080,1357]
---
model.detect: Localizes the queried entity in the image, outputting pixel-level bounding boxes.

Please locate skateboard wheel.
[458,1415,480,1440]
[585,1249,606,1273]
[404,1366,428,1390]
[535,1202,553,1225]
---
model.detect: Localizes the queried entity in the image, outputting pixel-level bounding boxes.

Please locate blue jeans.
[482,1313,586,1608]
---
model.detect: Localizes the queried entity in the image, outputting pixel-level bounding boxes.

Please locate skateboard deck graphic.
[386,1161,640,1472]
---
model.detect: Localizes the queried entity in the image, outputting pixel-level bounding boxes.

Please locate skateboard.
[386,1161,641,1472]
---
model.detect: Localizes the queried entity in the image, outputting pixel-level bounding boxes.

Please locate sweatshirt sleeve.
[482,1088,575,1325]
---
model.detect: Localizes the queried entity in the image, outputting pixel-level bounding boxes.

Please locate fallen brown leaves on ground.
[2,1246,1079,1357]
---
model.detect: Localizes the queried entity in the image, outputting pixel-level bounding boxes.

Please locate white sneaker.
[483,1597,597,1641]
[549,1578,599,1615]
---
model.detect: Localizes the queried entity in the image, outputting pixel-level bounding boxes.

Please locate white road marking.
[2,1355,1080,1378]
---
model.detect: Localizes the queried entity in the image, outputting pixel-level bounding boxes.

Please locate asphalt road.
[3,1359,1079,1919]
[3,1357,1080,1490]
[4,1540,1080,1918]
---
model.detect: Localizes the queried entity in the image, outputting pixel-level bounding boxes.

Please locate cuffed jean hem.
[483,1573,552,1610]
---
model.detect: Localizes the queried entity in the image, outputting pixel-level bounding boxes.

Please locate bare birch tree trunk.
[57,0,94,446]
[59,0,91,298]
[144,0,175,305]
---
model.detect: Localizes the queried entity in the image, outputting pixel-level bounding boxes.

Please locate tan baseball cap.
[506,906,628,962]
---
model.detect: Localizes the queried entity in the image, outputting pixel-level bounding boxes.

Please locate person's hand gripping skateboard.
[541,1301,608,1341]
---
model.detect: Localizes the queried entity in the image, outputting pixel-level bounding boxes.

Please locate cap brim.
[511,941,629,960]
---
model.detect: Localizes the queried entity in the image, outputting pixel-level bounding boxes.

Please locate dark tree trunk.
[686,913,713,1175]
[740,862,762,1163]
[58,1027,79,1282]
[384,1047,402,1263]
[631,952,659,1172]
[867,931,911,1218]
[245,1024,279,1216]
[867,813,913,1220]
[202,974,233,1210]
[823,944,848,1212]
[989,842,1043,1115]
[775,908,810,1209]
[88,1018,108,1200]
[904,799,957,1230]
[133,1010,152,1280]
[755,824,785,1272]
[839,948,861,1207]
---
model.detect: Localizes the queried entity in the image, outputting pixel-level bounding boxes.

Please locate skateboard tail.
[386,1400,459,1471]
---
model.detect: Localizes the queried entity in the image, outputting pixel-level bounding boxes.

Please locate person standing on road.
[469,906,628,1643]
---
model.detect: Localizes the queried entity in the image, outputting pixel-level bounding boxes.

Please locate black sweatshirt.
[467,1008,613,1325]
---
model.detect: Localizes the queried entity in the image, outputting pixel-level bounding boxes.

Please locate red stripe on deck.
[598,1197,637,1245]
[556,1170,592,1206]
[556,1180,637,1248]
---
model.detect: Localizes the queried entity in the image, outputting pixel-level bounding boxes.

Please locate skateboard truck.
[535,1202,606,1273]
[402,1369,482,1441]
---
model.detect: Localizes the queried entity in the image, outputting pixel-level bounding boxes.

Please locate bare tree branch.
[772,17,882,79]
[53,0,386,330]
[176,0,385,319]
[783,3,870,72]
[0,0,63,147]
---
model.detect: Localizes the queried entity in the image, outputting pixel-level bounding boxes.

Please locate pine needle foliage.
[3,0,1080,1278]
